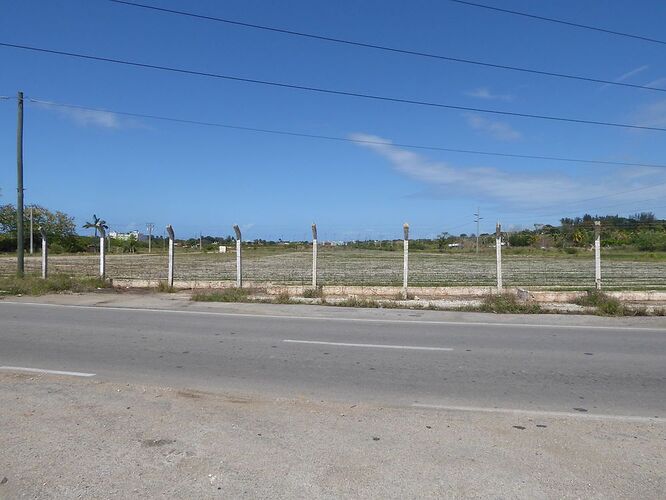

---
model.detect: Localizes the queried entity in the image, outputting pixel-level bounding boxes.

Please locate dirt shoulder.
[1,372,664,499]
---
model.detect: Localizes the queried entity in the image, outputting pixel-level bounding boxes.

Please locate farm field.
[1,247,665,289]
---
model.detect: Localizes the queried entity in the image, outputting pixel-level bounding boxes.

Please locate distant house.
[109,230,139,241]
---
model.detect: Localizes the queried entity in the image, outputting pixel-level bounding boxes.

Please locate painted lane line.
[2,301,665,332]
[283,340,453,351]
[0,366,96,377]
[412,403,663,424]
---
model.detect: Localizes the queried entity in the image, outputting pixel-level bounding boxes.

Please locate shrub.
[274,291,291,304]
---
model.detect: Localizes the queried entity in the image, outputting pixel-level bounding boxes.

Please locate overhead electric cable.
[107,0,666,93]
[448,0,666,46]
[27,97,666,169]
[3,42,666,132]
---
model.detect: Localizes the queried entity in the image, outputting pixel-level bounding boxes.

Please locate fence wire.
[1,246,665,290]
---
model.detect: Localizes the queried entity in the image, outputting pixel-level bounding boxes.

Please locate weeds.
[336,296,380,308]
[460,293,542,314]
[191,287,252,302]
[273,291,291,304]
[0,274,110,296]
[155,281,176,293]
[574,290,625,316]
[302,286,324,299]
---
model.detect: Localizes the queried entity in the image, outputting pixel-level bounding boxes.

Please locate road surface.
[1,299,664,419]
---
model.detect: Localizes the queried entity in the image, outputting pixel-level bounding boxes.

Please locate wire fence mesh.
[2,246,665,290]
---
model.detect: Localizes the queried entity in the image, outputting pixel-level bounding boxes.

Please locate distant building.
[109,230,139,241]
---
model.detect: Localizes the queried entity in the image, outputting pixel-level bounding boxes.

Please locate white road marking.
[0,366,96,377]
[284,340,453,351]
[412,403,663,423]
[1,301,664,331]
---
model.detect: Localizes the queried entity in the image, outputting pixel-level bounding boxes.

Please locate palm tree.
[83,214,108,237]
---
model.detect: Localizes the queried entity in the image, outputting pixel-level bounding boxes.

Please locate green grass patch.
[192,287,252,302]
[574,290,624,316]
[0,274,110,296]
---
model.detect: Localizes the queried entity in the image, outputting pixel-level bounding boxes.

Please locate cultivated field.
[1,247,665,289]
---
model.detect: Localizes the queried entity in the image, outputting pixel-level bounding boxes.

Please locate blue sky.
[1,0,666,240]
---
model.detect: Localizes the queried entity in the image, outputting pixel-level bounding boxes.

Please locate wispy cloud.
[632,98,666,128]
[33,101,142,129]
[464,113,522,141]
[644,77,666,89]
[465,87,513,101]
[601,65,649,89]
[349,133,666,208]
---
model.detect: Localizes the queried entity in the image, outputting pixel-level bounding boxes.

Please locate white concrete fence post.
[39,226,47,279]
[99,226,106,280]
[166,224,175,288]
[311,223,318,288]
[594,221,601,290]
[403,223,409,299]
[496,222,503,291]
[233,224,242,288]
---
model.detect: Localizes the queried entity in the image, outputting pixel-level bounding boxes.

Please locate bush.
[336,297,380,308]
[508,233,533,247]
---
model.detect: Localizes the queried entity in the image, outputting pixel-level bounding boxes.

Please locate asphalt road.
[1,300,665,419]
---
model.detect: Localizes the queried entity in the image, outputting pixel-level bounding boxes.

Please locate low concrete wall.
[110,279,666,303]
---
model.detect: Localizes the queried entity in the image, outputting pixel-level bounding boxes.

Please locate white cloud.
[465,87,513,101]
[464,113,522,141]
[349,133,666,208]
[33,101,141,129]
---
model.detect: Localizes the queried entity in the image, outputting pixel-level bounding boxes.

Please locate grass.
[154,281,176,293]
[191,287,252,303]
[335,297,380,308]
[0,274,110,296]
[302,286,324,299]
[461,293,542,314]
[574,290,627,316]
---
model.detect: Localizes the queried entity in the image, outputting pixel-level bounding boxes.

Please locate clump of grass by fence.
[461,293,542,314]
[0,274,109,296]
[191,288,253,303]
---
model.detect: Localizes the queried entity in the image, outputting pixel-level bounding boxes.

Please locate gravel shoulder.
[1,372,664,499]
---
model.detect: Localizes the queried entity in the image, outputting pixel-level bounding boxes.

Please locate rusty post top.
[403,223,409,240]
[38,226,47,240]
[166,224,174,240]
[233,224,242,240]
[311,223,317,240]
[496,222,501,237]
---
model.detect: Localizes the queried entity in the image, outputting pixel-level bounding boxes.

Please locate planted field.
[1,247,665,289]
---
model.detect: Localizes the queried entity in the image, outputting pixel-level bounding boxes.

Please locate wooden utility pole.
[17,91,24,276]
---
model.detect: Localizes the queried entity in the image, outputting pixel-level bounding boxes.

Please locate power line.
[27,97,666,169]
[108,0,666,94]
[2,42,663,132]
[448,0,666,46]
